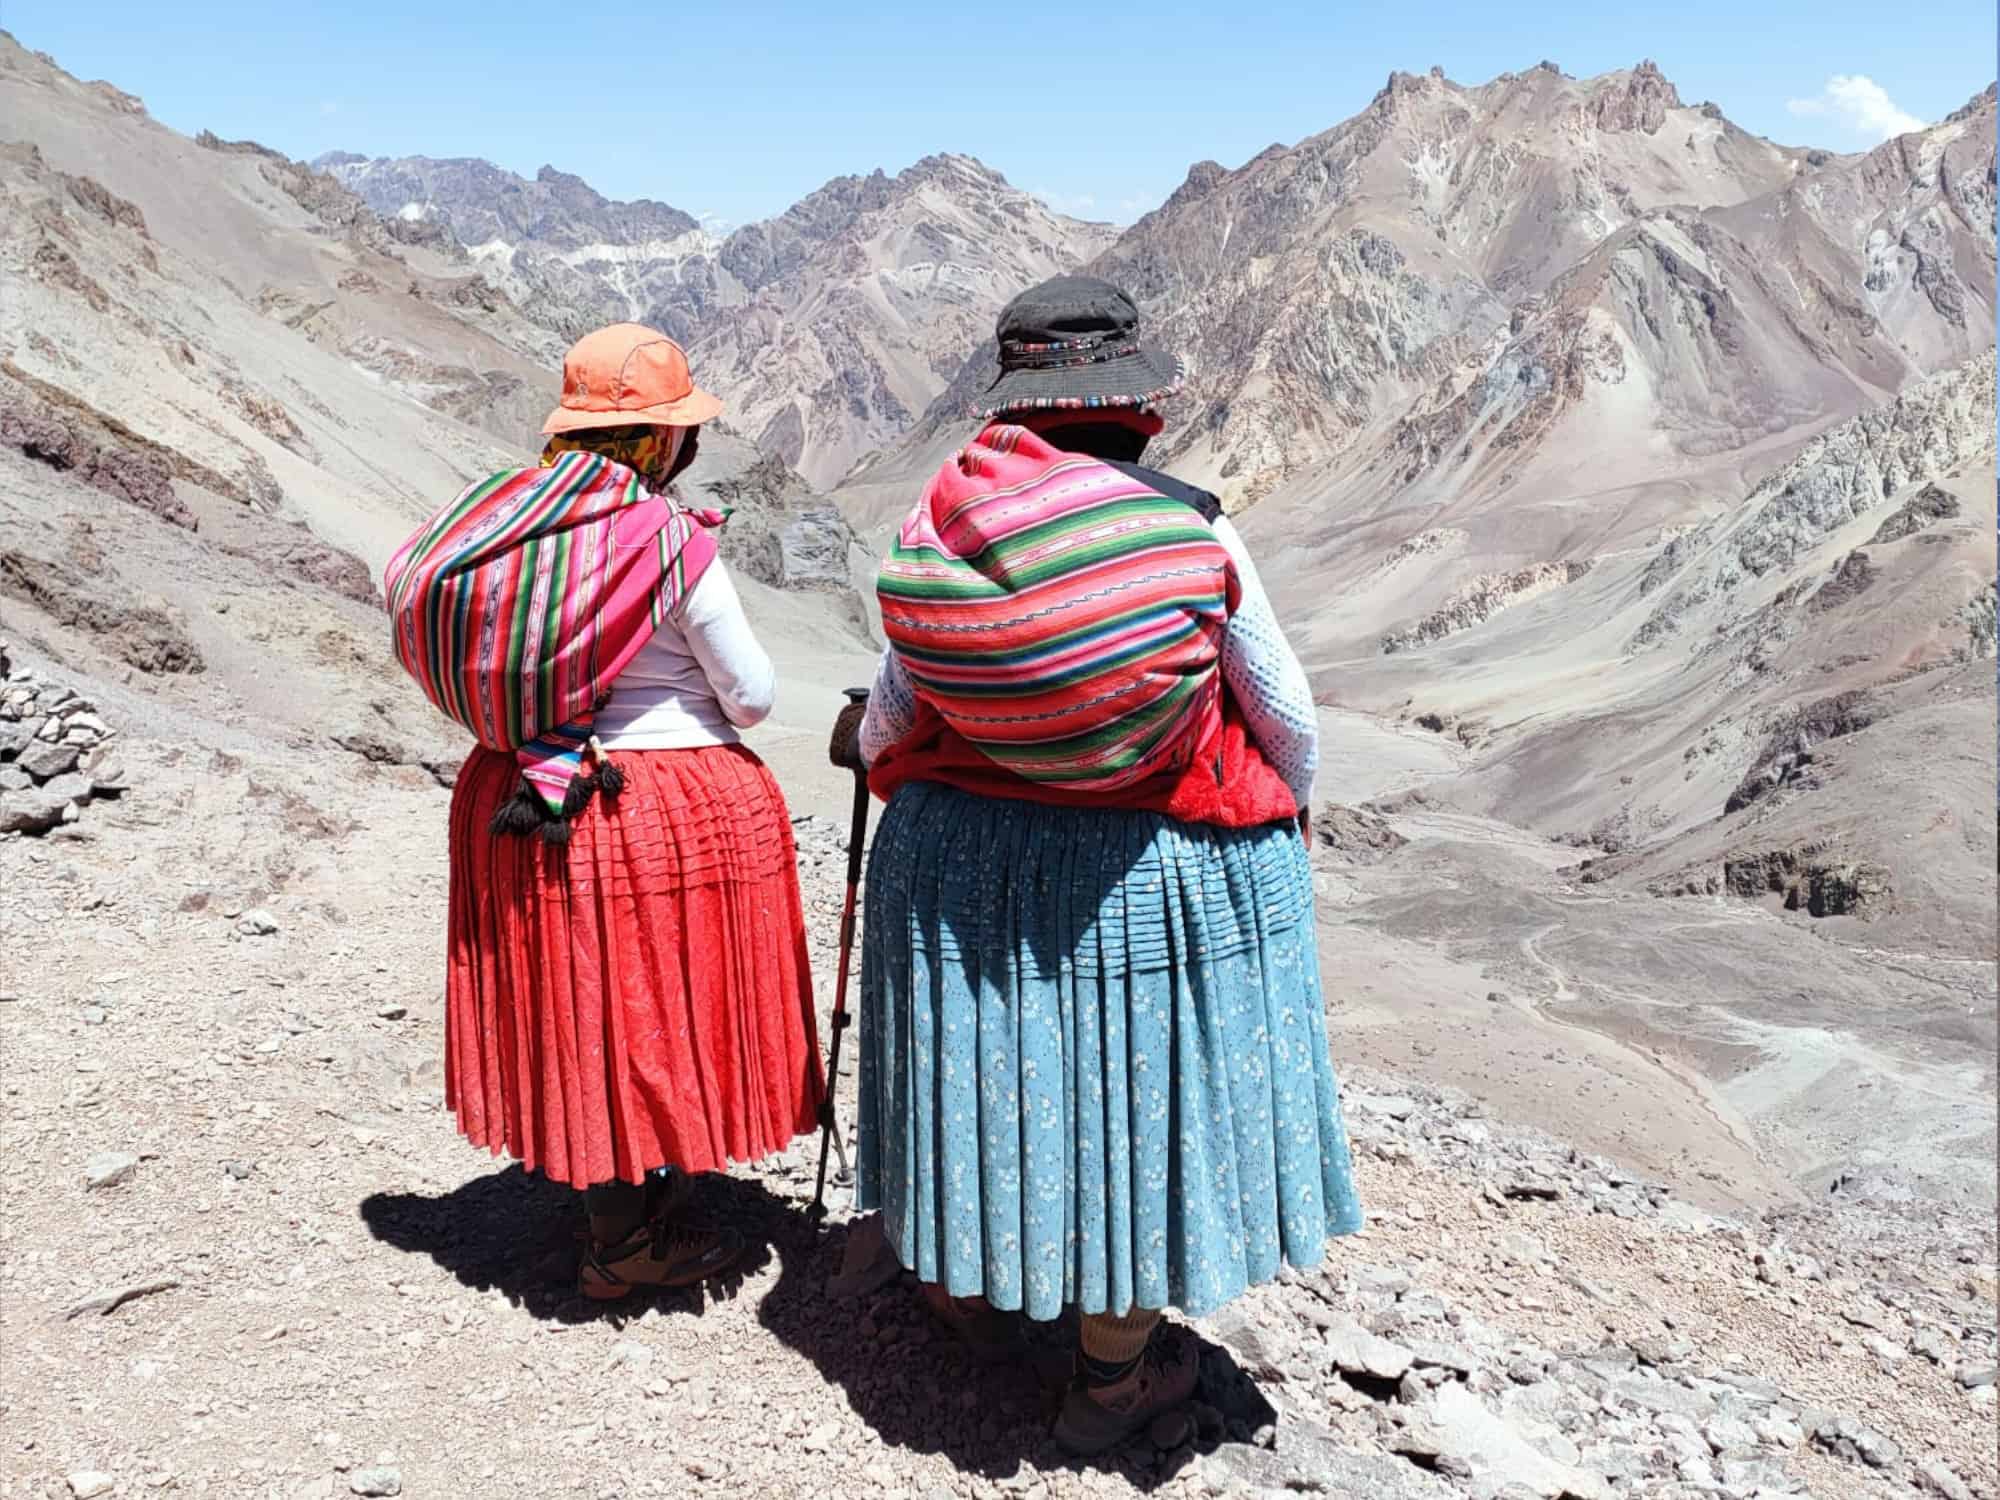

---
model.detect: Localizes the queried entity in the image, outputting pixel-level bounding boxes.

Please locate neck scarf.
[541,424,687,487]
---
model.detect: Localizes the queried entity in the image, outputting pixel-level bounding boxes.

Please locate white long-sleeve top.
[858,516,1318,806]
[595,559,775,749]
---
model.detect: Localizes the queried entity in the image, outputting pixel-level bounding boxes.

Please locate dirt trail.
[1515,922,1770,1174]
[1309,708,1998,1216]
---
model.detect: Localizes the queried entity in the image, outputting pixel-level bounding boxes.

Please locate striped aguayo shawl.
[384,450,724,818]
[878,423,1237,792]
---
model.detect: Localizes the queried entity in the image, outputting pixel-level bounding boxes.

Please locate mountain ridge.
[318,146,1115,487]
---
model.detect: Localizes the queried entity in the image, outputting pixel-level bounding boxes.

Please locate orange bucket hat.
[541,323,723,435]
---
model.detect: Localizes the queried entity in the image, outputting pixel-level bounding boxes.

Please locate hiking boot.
[1054,1325,1199,1456]
[578,1217,746,1300]
[581,1166,695,1248]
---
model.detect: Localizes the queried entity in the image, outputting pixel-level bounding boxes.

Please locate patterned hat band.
[999,339,1145,372]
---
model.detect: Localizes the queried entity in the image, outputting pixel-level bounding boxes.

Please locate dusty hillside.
[0,33,540,569]
[1297,355,1996,961]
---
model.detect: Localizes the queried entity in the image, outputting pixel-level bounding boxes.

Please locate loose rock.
[1918,1458,1976,1500]
[1813,1414,1900,1469]
[1324,1314,1416,1381]
[84,1150,140,1189]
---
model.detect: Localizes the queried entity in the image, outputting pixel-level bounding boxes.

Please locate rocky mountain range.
[1198,71,1999,966]
[836,63,1996,1003]
[320,149,1115,487]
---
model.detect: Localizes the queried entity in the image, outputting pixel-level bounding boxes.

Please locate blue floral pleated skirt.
[854,781,1364,1320]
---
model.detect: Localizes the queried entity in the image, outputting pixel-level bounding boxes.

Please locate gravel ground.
[3,662,1996,1500]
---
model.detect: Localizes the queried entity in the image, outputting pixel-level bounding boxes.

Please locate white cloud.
[1031,188,1100,217]
[1786,74,1926,141]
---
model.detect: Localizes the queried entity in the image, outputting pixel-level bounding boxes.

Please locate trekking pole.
[810,687,871,1225]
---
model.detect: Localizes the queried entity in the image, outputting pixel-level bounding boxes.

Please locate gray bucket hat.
[978,275,1184,419]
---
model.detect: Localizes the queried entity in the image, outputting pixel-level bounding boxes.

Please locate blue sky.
[7,1,1993,228]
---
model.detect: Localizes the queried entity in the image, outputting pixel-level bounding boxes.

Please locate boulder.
[16,738,80,780]
[1413,1383,1611,1499]
[0,785,69,834]
[1219,1416,1460,1499]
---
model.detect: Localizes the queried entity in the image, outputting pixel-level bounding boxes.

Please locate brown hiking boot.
[1054,1325,1199,1456]
[581,1167,695,1248]
[578,1217,746,1299]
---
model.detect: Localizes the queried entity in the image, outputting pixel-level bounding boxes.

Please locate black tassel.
[598,758,625,798]
[538,818,574,846]
[489,780,557,838]
[561,771,600,819]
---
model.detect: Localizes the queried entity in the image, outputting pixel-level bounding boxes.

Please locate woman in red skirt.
[410,324,822,1298]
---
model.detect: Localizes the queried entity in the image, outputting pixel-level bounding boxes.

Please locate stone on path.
[1218,1416,1460,1499]
[1417,1383,1612,1500]
[1917,1459,1976,1500]
[349,1468,402,1497]
[1323,1314,1416,1382]
[67,1475,115,1500]
[0,786,70,834]
[84,1151,139,1189]
[1813,1414,1901,1469]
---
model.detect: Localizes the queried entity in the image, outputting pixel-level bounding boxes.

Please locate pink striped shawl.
[384,451,724,819]
[877,423,1237,792]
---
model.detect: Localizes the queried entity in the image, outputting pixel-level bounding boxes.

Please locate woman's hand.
[829,700,868,772]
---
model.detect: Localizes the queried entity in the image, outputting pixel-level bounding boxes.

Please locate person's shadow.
[360,1166,1278,1490]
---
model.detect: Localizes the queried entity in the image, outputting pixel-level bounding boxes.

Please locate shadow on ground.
[360,1167,1278,1489]
[358,1163,776,1326]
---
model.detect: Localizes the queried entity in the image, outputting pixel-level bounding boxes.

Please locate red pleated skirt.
[444,742,824,1188]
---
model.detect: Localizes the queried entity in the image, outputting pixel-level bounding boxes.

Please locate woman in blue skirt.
[836,276,1363,1455]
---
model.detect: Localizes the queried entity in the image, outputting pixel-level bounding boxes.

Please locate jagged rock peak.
[1590,59,1683,134]
[1161,159,1229,212]
[899,152,1013,190]
[1371,68,1449,111]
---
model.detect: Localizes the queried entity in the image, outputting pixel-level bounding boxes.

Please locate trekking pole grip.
[838,686,870,887]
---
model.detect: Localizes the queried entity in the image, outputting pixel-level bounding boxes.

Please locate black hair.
[1038,422,1151,463]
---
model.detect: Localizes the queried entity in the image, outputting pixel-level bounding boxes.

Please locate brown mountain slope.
[0,33,546,565]
[1087,60,1821,503]
[837,60,1853,526]
[692,155,1117,489]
